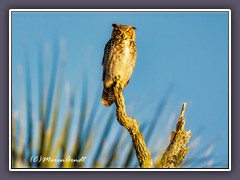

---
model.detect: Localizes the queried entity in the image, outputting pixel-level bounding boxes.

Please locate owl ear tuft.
[132,26,136,30]
[112,24,118,28]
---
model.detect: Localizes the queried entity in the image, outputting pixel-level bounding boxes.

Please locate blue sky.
[11,11,229,167]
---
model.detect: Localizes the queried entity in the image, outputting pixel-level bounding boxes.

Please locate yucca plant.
[11,39,227,169]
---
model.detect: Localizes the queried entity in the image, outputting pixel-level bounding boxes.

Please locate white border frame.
[9,9,231,171]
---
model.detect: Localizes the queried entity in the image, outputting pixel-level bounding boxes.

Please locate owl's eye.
[126,28,133,33]
[126,30,132,36]
[117,30,121,34]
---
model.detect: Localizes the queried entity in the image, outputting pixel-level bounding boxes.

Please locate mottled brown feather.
[101,24,137,107]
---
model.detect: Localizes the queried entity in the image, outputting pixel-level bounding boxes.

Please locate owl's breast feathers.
[104,38,136,88]
[101,38,136,106]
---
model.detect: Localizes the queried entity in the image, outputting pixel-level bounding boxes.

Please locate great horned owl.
[101,23,137,107]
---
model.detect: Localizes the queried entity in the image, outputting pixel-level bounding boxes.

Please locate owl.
[101,23,137,107]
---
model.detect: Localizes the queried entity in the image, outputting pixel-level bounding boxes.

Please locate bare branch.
[113,83,153,168]
[158,103,191,168]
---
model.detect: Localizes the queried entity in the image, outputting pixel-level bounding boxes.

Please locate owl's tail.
[101,87,115,107]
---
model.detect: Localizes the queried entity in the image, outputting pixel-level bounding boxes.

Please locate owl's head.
[111,23,136,41]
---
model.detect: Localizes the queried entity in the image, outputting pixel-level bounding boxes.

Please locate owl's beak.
[121,33,127,39]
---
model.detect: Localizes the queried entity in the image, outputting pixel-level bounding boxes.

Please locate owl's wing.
[102,39,112,81]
